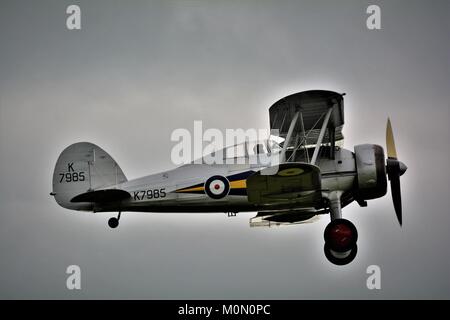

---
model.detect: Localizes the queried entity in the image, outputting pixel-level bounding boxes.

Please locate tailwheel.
[108,212,121,229]
[323,218,358,265]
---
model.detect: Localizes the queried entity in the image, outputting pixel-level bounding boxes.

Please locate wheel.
[324,218,358,252]
[108,217,119,229]
[324,243,358,266]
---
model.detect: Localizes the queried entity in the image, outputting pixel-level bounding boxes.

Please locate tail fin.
[51,142,127,210]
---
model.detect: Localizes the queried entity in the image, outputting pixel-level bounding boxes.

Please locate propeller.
[386,118,407,226]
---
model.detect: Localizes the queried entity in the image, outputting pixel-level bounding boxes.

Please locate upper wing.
[269,90,345,148]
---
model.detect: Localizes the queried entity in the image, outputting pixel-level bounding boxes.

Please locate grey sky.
[0,0,449,299]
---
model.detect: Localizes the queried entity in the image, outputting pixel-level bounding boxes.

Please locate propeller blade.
[386,118,398,159]
[385,118,405,227]
[390,175,402,226]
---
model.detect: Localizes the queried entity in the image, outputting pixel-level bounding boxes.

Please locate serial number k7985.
[133,188,166,201]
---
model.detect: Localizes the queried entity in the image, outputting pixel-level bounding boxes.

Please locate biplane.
[51,90,407,265]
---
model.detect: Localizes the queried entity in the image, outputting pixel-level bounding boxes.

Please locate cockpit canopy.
[221,137,282,158]
[193,137,283,164]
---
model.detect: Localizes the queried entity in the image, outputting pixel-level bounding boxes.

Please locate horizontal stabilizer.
[71,189,130,203]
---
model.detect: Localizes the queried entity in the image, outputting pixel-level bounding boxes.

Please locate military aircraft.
[51,90,407,265]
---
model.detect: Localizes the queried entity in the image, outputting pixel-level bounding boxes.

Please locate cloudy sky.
[0,0,449,299]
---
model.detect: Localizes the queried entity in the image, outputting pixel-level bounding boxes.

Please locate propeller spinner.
[386,118,407,226]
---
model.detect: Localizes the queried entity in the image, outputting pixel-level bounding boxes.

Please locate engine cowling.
[354,144,387,200]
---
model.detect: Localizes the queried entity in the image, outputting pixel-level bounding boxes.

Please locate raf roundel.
[204,175,230,199]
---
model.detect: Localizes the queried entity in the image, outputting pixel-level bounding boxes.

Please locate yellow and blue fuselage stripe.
[175,170,255,196]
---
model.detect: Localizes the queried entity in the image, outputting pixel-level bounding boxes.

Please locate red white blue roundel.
[205,175,230,199]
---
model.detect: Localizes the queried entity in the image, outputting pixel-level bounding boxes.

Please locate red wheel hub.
[214,184,220,190]
[328,223,353,251]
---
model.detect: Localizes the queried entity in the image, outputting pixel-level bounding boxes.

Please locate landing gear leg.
[108,211,121,229]
[323,191,358,265]
[328,191,342,220]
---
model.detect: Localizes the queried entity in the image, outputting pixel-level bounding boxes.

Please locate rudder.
[51,142,127,210]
